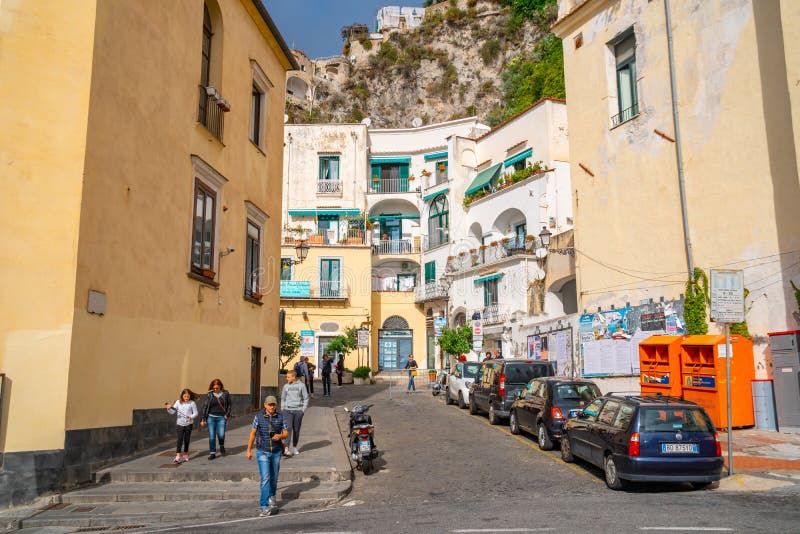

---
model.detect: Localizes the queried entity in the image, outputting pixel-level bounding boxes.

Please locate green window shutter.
[319,158,325,180]
[399,164,409,193]
[371,164,381,179]
[425,261,436,283]
[399,164,409,179]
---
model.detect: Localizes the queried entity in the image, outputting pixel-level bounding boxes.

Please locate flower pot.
[428,371,437,381]
[308,235,324,244]
[202,269,216,279]
[251,292,263,300]
[354,377,366,385]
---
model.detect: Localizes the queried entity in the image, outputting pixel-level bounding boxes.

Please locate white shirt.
[168,400,198,427]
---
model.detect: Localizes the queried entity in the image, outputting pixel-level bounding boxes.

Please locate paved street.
[143,383,800,534]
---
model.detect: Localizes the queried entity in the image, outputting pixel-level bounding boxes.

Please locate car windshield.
[463,363,481,378]
[639,407,714,432]
[555,383,600,402]
[504,364,552,384]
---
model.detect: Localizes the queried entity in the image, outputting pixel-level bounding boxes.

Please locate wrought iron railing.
[372,239,417,255]
[483,304,507,325]
[611,102,639,128]
[198,86,225,141]
[317,180,343,194]
[373,278,416,292]
[283,228,365,246]
[369,178,411,194]
[319,280,344,298]
[414,282,448,303]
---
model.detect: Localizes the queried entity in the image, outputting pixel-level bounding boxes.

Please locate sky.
[265,0,425,59]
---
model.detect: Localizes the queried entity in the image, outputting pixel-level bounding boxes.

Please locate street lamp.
[285,239,310,266]
[538,226,574,256]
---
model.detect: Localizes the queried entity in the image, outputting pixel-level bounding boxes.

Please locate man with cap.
[247,395,288,516]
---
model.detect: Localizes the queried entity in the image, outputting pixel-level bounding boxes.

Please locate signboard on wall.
[300,329,315,357]
[281,280,311,298]
[434,317,447,337]
[357,328,369,347]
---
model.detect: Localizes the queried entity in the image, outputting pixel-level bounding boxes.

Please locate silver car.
[446,361,481,409]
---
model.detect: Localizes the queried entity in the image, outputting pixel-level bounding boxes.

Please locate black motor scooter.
[344,404,378,474]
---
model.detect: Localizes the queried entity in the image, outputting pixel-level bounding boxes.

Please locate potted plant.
[408,174,416,181]
[202,268,216,279]
[308,234,324,244]
[490,241,498,247]
[428,369,437,381]
[352,366,371,385]
[421,169,431,177]
[501,237,511,244]
[251,291,263,301]
[479,244,488,251]
[458,251,466,257]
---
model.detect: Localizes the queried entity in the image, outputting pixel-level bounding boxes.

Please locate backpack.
[294,361,305,375]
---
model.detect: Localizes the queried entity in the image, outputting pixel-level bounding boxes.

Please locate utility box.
[768,331,800,431]
[752,380,778,431]
[639,335,684,397]
[679,335,755,429]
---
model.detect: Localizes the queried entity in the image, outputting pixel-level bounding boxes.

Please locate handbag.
[411,370,417,377]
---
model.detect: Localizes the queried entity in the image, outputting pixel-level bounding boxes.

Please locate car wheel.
[509,411,520,435]
[469,398,478,415]
[445,390,454,405]
[488,405,499,425]
[561,435,574,463]
[458,392,466,409]
[691,482,714,490]
[604,455,628,490]
[537,423,554,450]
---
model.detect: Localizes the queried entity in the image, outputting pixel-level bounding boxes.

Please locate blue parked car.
[561,394,724,490]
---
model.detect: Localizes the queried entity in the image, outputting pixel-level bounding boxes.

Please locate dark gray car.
[469,359,555,425]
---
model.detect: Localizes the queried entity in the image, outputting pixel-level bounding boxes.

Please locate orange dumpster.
[639,335,684,397]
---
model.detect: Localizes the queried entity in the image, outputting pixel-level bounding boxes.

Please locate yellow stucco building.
[0,0,296,506]
[553,0,800,378]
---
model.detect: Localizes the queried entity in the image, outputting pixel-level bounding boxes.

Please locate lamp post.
[285,239,310,266]
[538,226,574,256]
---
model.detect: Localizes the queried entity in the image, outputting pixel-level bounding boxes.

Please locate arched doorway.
[378,315,413,370]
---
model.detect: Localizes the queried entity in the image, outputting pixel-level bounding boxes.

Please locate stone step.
[20,497,338,529]
[57,479,351,504]
[98,465,350,483]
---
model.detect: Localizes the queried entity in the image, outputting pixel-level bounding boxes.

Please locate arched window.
[382,315,410,330]
[428,195,449,248]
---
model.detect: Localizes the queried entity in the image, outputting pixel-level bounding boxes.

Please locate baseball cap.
[264,395,278,405]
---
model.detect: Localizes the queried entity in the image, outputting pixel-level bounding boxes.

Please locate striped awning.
[424,151,448,161]
[288,208,361,217]
[474,273,503,284]
[422,187,449,201]
[504,148,532,168]
[465,163,502,195]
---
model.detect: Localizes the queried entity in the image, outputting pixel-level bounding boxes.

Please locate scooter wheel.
[362,458,373,475]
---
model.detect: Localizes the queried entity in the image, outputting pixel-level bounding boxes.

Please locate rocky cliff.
[286,0,563,128]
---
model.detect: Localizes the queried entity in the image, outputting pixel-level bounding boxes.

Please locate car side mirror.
[513,391,521,399]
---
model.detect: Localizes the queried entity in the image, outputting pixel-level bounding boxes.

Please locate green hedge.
[353,366,371,379]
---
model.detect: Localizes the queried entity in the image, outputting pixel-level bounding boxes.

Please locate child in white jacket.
[164,389,199,463]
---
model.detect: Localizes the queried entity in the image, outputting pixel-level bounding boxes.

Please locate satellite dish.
[361,117,372,127]
[283,114,289,124]
[411,117,423,128]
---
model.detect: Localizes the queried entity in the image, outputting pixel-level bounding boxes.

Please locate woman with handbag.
[404,354,418,394]
[200,378,231,460]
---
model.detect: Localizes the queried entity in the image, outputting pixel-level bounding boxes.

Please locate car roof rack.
[608,392,690,405]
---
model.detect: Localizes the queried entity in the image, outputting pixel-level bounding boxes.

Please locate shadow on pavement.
[300,440,331,453]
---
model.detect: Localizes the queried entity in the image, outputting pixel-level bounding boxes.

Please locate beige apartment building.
[0,0,296,506]
[553,0,800,377]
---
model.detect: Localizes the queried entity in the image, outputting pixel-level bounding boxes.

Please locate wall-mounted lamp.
[539,226,574,256]
[284,240,310,265]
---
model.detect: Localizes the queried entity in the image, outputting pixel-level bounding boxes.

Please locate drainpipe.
[664,0,694,275]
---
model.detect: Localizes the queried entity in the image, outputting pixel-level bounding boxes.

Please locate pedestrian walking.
[405,354,419,393]
[293,358,309,387]
[200,378,231,460]
[321,353,332,397]
[334,355,344,387]
[247,395,288,517]
[305,356,316,398]
[164,388,199,464]
[280,370,308,457]
[483,351,493,362]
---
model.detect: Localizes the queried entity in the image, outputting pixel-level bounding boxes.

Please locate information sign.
[357,328,369,347]
[300,329,315,357]
[710,269,745,323]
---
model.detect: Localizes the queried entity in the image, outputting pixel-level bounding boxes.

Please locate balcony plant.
[421,169,432,177]
[352,365,371,385]
[202,268,216,279]
[251,291,263,301]
[490,241,498,247]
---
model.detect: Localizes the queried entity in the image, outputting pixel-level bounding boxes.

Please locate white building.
[375,6,426,32]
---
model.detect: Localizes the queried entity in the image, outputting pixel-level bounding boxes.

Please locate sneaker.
[268,496,277,507]
[283,447,292,457]
[181,454,189,462]
[173,455,182,464]
[220,445,226,456]
[208,453,216,460]
[292,447,300,456]
[259,506,270,517]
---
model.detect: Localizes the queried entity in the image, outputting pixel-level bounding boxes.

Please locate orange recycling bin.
[639,335,684,397]
[679,335,755,429]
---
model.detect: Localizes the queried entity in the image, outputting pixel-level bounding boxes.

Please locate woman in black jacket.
[200,378,232,460]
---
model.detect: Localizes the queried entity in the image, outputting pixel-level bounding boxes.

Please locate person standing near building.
[483,351,493,362]
[200,378,231,460]
[280,370,308,457]
[334,354,344,387]
[404,354,418,394]
[494,348,503,360]
[305,356,316,398]
[321,353,332,397]
[247,395,288,517]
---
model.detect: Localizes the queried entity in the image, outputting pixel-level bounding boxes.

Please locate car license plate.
[359,440,371,453]
[662,443,698,454]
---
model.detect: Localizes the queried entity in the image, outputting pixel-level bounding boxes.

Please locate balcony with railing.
[414,281,448,303]
[371,239,419,256]
[372,277,416,292]
[482,304,508,325]
[447,238,535,273]
[198,86,227,141]
[280,280,348,300]
[316,180,343,195]
[368,178,414,194]
[611,102,639,128]
[282,227,366,246]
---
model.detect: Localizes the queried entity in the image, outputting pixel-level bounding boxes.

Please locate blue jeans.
[408,374,416,391]
[207,415,226,453]
[256,449,282,506]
